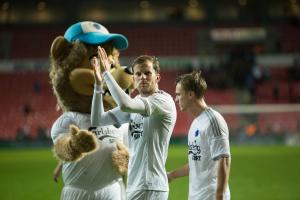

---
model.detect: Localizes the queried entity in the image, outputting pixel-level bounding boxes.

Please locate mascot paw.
[70,125,99,153]
[53,125,99,162]
[112,142,129,176]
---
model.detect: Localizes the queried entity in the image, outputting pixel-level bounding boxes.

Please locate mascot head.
[49,21,133,113]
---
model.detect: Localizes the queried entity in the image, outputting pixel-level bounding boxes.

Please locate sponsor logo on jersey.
[89,126,118,141]
[188,140,201,161]
[129,118,143,140]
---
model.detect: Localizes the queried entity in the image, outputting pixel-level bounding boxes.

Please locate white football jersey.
[126,91,177,192]
[108,91,177,192]
[188,108,230,200]
[51,111,127,190]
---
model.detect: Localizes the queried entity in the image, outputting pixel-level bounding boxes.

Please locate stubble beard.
[138,85,155,97]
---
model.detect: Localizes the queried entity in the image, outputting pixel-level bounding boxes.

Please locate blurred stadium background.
[0,0,300,199]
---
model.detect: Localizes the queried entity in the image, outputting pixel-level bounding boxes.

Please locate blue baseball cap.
[64,21,128,50]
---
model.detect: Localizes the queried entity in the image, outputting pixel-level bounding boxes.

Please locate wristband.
[94,84,104,94]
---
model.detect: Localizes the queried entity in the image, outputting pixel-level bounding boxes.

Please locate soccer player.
[91,48,177,200]
[167,70,231,200]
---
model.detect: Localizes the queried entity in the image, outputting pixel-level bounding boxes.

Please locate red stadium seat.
[0,72,59,140]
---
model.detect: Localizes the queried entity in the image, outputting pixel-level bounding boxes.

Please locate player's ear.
[156,73,161,82]
[188,91,194,98]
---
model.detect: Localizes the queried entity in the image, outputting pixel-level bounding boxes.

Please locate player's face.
[175,83,190,111]
[133,61,160,96]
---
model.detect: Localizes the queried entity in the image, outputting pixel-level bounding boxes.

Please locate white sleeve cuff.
[94,84,104,94]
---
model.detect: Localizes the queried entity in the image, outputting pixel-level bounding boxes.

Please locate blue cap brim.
[73,32,128,50]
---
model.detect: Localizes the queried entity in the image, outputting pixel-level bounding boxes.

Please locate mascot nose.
[124,66,133,75]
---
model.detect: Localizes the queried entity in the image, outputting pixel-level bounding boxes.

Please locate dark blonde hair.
[176,70,207,98]
[131,55,160,73]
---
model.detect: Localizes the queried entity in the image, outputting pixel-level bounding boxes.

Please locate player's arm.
[98,47,147,115]
[206,112,231,199]
[167,164,189,183]
[53,160,63,183]
[91,82,114,126]
[91,57,129,127]
[216,156,231,200]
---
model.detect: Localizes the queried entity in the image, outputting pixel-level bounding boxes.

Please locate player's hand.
[167,171,174,183]
[53,162,62,183]
[91,56,102,85]
[97,46,112,72]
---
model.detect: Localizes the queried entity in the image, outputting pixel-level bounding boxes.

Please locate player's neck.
[139,86,159,97]
[189,98,207,118]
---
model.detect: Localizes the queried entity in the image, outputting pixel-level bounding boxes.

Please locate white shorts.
[127,190,168,200]
[189,189,230,200]
[61,180,126,200]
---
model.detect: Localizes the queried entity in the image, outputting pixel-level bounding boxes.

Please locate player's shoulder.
[201,108,224,125]
[151,90,174,101]
[203,107,228,130]
[205,107,223,119]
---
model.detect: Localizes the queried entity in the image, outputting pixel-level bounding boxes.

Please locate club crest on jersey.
[195,129,200,137]
[188,140,201,161]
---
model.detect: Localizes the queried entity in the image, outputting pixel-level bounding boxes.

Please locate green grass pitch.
[1,145,300,200]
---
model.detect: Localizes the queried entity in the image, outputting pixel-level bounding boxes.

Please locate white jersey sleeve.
[103,72,148,115]
[140,91,175,117]
[91,85,130,127]
[205,109,231,161]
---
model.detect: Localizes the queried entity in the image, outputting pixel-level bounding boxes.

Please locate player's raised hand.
[98,46,112,72]
[91,56,102,85]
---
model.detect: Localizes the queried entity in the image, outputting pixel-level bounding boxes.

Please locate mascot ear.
[50,36,70,61]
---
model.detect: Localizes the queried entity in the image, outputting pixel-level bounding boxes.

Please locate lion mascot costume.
[49,21,133,200]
